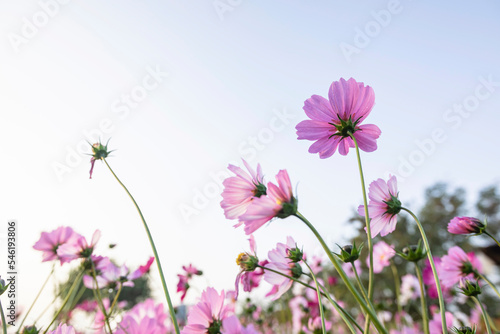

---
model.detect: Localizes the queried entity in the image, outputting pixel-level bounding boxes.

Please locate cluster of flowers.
[6,77,499,334]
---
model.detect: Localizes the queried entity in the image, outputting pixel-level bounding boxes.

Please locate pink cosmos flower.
[263,236,301,300]
[369,241,395,274]
[342,260,362,279]
[48,323,76,334]
[429,310,453,334]
[33,226,81,264]
[448,216,485,235]
[440,246,481,288]
[220,160,266,227]
[239,170,297,235]
[235,235,262,299]
[303,317,332,334]
[57,230,101,263]
[181,287,232,334]
[296,77,381,158]
[399,274,420,305]
[116,299,170,334]
[422,257,452,300]
[83,258,151,290]
[222,315,261,334]
[358,175,401,238]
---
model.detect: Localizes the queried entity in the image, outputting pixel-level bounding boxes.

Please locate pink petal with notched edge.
[303,94,336,122]
[354,124,381,152]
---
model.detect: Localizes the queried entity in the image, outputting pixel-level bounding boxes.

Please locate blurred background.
[0,0,499,326]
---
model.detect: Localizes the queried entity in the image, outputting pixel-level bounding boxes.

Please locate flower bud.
[448,216,486,236]
[334,241,363,263]
[397,240,426,262]
[452,326,476,334]
[459,279,481,297]
[22,326,40,334]
[286,245,303,263]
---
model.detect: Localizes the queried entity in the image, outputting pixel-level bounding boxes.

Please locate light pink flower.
[33,226,81,264]
[369,241,395,274]
[399,274,420,305]
[181,287,232,334]
[429,310,453,334]
[83,258,149,290]
[235,235,262,299]
[221,160,266,226]
[263,236,300,300]
[222,315,261,334]
[57,230,101,263]
[448,216,485,235]
[302,317,332,334]
[342,260,362,279]
[296,77,381,158]
[358,175,401,238]
[441,246,481,288]
[116,299,169,334]
[48,323,76,334]
[239,170,297,235]
[422,257,452,300]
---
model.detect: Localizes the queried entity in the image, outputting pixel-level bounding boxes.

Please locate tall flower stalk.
[101,158,180,334]
[294,212,387,334]
[402,208,447,334]
[415,264,430,334]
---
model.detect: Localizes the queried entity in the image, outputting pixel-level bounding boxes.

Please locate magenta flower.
[220,160,266,227]
[130,256,155,278]
[48,324,76,334]
[56,230,101,263]
[296,77,381,158]
[358,175,402,238]
[239,169,297,235]
[448,216,486,235]
[263,236,301,300]
[176,263,203,302]
[181,287,232,334]
[429,310,453,334]
[369,241,395,274]
[422,257,452,300]
[235,235,261,299]
[33,226,81,264]
[440,246,481,288]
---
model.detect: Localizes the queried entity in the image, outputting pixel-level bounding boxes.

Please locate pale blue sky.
[1,0,499,327]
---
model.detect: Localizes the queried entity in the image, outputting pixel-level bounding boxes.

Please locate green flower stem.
[476,272,500,300]
[414,264,430,334]
[348,133,374,301]
[256,264,361,333]
[43,271,84,334]
[0,299,7,334]
[16,264,54,333]
[484,231,500,248]
[108,284,124,317]
[91,261,114,334]
[294,212,387,334]
[390,261,403,321]
[472,296,493,334]
[303,260,327,334]
[402,207,447,334]
[352,262,369,304]
[103,158,180,334]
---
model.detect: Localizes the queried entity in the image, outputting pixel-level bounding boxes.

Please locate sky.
[1,0,500,328]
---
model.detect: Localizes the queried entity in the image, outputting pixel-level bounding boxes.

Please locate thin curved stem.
[476,272,500,300]
[91,261,113,334]
[256,264,361,333]
[42,271,84,334]
[472,296,492,334]
[294,212,387,334]
[108,284,123,317]
[390,261,403,320]
[414,264,430,334]
[484,231,500,248]
[402,207,447,334]
[16,264,55,333]
[303,260,326,334]
[348,133,374,300]
[102,158,180,334]
[352,262,369,304]
[0,299,7,334]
